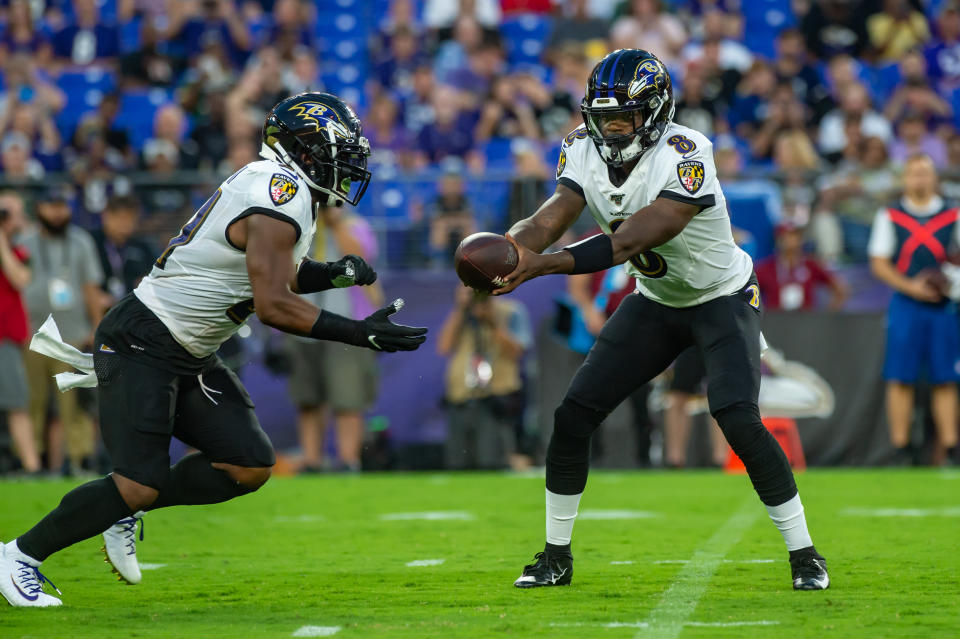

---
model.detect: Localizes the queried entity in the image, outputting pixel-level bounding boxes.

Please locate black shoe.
[790,549,829,590]
[513,551,573,588]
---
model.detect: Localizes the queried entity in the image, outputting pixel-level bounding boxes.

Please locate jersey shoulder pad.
[560,125,590,149]
[234,160,310,211]
[659,124,712,161]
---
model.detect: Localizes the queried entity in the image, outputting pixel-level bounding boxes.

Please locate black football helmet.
[580,49,675,167]
[262,92,371,206]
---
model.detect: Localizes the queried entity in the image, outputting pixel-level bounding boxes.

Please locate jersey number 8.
[609,219,668,278]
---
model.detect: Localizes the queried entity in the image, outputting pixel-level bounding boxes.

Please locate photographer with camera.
[0,191,41,474]
[438,286,531,470]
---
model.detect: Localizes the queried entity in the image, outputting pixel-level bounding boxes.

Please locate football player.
[1,93,427,607]
[496,50,829,591]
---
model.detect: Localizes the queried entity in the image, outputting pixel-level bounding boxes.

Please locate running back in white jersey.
[557,122,753,307]
[135,160,316,357]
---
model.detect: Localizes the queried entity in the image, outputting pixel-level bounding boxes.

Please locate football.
[454,232,519,292]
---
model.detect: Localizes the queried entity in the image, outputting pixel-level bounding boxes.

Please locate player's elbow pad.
[296,259,337,294]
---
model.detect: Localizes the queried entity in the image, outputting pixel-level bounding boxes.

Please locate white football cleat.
[102,512,144,585]
[0,540,62,607]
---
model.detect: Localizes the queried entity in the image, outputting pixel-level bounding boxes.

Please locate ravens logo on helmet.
[580,49,675,167]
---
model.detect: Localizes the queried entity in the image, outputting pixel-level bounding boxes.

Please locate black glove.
[296,255,377,294]
[310,299,427,352]
[358,299,427,352]
[330,255,377,288]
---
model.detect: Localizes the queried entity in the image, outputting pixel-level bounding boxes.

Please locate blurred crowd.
[0,0,956,264]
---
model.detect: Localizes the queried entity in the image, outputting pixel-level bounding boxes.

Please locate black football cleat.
[790,550,829,590]
[514,551,573,588]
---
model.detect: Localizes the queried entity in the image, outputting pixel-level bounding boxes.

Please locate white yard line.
[379,511,475,521]
[610,560,635,565]
[139,563,166,570]
[634,497,761,639]
[405,559,445,567]
[291,626,341,637]
[551,620,779,630]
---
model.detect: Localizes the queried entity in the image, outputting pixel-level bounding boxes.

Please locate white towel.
[28,315,98,391]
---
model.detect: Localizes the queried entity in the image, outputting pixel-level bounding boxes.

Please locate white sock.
[765,493,813,551]
[545,489,582,546]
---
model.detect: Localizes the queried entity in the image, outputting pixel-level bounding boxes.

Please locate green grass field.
[1,469,958,638]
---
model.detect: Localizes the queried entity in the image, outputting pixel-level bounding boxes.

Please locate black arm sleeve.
[562,233,615,275]
[296,258,336,294]
[309,310,363,346]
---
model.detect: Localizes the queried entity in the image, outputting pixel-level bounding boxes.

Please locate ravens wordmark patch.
[270,173,298,205]
[676,160,704,195]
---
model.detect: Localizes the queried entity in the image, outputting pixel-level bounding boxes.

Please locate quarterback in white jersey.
[0,93,426,608]
[497,50,829,592]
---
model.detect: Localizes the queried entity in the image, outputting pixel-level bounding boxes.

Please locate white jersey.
[135,160,316,358]
[557,122,753,307]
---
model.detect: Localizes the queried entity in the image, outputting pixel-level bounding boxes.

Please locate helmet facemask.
[581,87,674,167]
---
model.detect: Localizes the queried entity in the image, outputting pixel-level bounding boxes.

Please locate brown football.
[454,232,519,292]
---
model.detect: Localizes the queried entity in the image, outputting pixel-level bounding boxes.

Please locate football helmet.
[580,49,675,167]
[261,92,371,206]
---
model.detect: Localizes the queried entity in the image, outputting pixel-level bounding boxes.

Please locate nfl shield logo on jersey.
[269,173,298,205]
[676,161,704,195]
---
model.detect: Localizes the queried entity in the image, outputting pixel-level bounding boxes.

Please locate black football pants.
[546,275,797,506]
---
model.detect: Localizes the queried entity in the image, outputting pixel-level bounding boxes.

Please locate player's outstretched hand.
[492,234,544,296]
[360,299,428,352]
[331,255,378,288]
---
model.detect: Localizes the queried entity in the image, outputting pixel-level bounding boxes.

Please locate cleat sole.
[101,545,136,585]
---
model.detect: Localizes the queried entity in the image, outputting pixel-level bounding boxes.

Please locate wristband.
[309,310,363,345]
[563,233,614,274]
[296,259,335,294]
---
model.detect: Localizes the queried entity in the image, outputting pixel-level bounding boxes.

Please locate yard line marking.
[840,506,960,517]
[611,560,635,565]
[274,515,326,523]
[292,626,341,637]
[634,496,761,639]
[551,620,779,629]
[551,622,649,629]
[940,472,959,480]
[579,509,661,520]
[653,560,690,565]
[139,563,166,570]
[405,559,445,567]
[380,511,475,521]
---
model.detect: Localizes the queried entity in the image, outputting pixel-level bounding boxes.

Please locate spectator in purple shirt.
[365,93,414,169]
[0,0,52,68]
[413,85,480,168]
[52,0,121,65]
[925,4,960,96]
[890,112,948,168]
[372,26,427,95]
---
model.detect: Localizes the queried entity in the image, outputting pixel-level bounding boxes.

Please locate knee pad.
[715,402,796,506]
[713,402,766,452]
[554,397,606,439]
